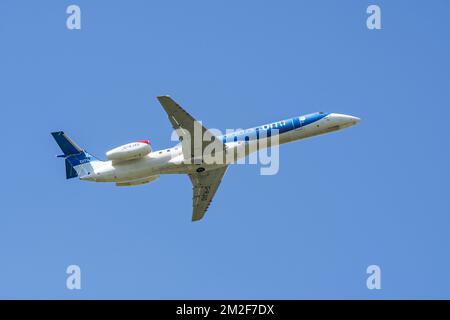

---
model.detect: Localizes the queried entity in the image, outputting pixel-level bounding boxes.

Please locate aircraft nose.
[347,115,361,124]
[328,113,361,128]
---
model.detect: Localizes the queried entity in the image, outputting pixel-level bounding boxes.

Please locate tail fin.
[51,131,102,179]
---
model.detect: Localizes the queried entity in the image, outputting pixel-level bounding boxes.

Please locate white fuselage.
[81,113,360,185]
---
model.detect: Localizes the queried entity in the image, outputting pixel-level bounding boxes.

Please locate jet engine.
[106,140,152,161]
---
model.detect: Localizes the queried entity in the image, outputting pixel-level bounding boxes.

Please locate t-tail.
[51,131,102,179]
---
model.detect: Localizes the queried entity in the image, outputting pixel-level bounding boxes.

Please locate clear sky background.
[0,0,449,299]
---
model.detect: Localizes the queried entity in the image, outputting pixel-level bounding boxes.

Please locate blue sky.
[0,0,449,299]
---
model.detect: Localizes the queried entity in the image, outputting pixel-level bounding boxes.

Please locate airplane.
[51,96,361,221]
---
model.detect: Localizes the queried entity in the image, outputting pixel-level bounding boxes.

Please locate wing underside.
[157,95,228,221]
[189,166,228,221]
[157,96,222,162]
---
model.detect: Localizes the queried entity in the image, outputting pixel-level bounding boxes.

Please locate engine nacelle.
[106,140,152,161]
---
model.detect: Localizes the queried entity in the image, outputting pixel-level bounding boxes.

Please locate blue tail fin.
[51,131,83,156]
[51,131,101,179]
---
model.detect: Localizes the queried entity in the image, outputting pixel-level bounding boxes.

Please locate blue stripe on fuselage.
[301,112,329,127]
[220,112,329,143]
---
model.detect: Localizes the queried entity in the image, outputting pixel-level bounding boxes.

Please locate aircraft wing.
[188,166,228,221]
[157,96,223,162]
